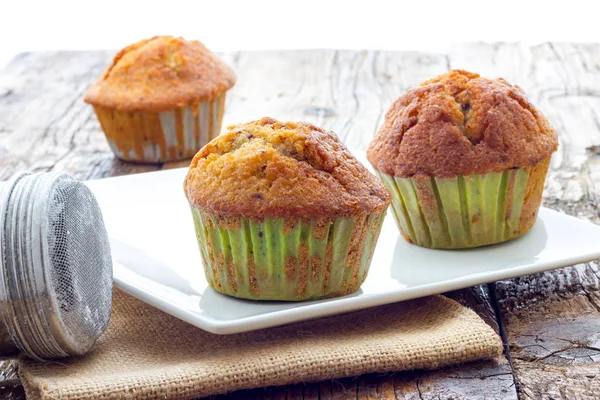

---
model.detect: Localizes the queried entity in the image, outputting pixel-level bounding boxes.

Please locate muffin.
[84,36,236,163]
[367,70,558,249]
[185,117,391,301]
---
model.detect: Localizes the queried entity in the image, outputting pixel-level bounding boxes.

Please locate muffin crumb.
[84,36,236,112]
[367,69,558,178]
[185,117,391,219]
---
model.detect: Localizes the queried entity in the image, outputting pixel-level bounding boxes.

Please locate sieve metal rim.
[3,173,69,360]
[13,173,57,358]
[0,172,50,359]
[0,172,30,356]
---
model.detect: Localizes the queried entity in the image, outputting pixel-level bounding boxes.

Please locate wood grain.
[207,359,515,400]
[1,43,599,398]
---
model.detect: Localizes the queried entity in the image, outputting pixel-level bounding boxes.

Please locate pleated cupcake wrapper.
[377,158,550,249]
[93,94,226,163]
[190,208,387,301]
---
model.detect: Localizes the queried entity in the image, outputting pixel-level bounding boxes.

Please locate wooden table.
[0,43,599,399]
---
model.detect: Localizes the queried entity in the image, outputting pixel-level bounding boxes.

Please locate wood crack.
[42,86,87,146]
[340,51,366,142]
[547,42,569,93]
[38,111,94,172]
[329,50,339,109]
[555,337,600,351]
[392,373,399,400]
[583,288,600,312]
[370,50,384,139]
[533,345,600,363]
[415,376,424,400]
[232,51,241,69]
[488,282,522,399]
[444,54,451,72]
[448,372,513,380]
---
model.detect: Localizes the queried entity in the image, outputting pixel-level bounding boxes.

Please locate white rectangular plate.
[86,168,600,334]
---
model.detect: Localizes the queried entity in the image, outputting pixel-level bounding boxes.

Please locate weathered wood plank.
[211,359,515,400]
[0,360,23,400]
[0,51,160,180]
[2,46,571,399]
[449,42,600,399]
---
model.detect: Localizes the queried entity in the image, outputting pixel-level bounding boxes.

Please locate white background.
[1,0,599,67]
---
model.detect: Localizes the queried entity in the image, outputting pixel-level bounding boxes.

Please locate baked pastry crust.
[84,36,236,112]
[367,70,558,178]
[185,117,391,219]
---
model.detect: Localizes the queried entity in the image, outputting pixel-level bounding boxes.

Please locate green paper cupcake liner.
[377,158,550,249]
[190,209,387,301]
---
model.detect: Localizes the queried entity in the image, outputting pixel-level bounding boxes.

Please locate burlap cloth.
[19,289,502,400]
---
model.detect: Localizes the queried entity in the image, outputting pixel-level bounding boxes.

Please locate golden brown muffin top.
[185,117,391,219]
[367,70,558,178]
[84,36,236,112]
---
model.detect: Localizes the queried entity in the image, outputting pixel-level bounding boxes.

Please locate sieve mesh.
[42,174,113,356]
[0,172,113,360]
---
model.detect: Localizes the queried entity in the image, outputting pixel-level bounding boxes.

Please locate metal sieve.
[0,172,113,361]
